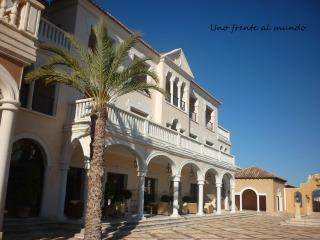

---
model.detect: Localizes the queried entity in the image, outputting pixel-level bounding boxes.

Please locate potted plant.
[157,195,172,215]
[122,189,132,214]
[182,196,196,214]
[182,196,191,203]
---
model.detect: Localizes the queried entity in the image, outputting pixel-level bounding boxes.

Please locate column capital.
[172,175,181,182]
[84,157,90,170]
[60,163,69,171]
[137,170,147,177]
[169,75,176,82]
[0,101,20,111]
[197,180,205,185]
[177,80,183,87]
[216,182,222,188]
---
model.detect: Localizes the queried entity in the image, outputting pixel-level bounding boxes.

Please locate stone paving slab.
[107,214,320,240]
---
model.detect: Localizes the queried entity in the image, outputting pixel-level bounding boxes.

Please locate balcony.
[218,125,230,142]
[0,0,44,64]
[38,18,70,50]
[67,99,235,166]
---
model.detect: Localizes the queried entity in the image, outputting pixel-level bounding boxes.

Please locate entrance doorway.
[64,167,85,219]
[145,177,156,203]
[105,172,127,204]
[5,139,45,218]
[312,189,320,212]
[242,189,257,210]
[259,195,266,211]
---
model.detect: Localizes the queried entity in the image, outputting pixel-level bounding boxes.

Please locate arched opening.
[172,78,179,107]
[103,144,142,219]
[294,191,302,208]
[276,189,283,212]
[242,189,257,211]
[165,72,172,102]
[64,142,86,219]
[312,189,320,212]
[5,139,46,218]
[146,155,176,216]
[180,163,200,214]
[222,173,232,211]
[180,83,186,111]
[203,169,217,214]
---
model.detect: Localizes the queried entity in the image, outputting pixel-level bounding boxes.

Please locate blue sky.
[97,0,320,186]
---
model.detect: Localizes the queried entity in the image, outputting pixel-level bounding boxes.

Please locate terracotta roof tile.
[235,166,286,182]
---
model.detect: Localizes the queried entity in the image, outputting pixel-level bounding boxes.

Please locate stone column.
[137,171,147,220]
[170,76,175,105]
[197,180,204,215]
[57,164,69,220]
[231,182,236,213]
[257,194,260,212]
[240,193,243,211]
[0,102,18,236]
[177,81,182,108]
[82,157,90,219]
[216,182,222,214]
[294,202,301,219]
[171,176,180,217]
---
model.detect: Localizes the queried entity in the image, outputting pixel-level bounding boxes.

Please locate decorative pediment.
[162,48,194,78]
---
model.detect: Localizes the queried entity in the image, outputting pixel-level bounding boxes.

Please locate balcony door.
[145,177,156,203]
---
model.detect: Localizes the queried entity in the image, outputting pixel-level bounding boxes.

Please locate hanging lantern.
[167,163,171,173]
[133,159,137,169]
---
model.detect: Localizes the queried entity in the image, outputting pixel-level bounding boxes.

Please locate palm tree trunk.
[84,106,107,240]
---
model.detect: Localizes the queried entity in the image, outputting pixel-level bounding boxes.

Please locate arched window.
[294,191,302,208]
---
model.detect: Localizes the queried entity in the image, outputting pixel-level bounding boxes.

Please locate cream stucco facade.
[284,174,320,215]
[0,0,238,233]
[235,179,286,213]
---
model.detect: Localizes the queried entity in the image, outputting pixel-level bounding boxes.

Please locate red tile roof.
[235,166,286,182]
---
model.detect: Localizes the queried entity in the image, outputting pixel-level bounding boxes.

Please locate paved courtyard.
[108,214,320,240]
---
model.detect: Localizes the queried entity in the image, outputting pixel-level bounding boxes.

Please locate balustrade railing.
[218,125,230,141]
[68,99,234,165]
[38,18,71,50]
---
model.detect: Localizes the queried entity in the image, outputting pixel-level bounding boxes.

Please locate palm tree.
[25,19,164,240]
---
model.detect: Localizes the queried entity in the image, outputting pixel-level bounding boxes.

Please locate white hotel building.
[0,0,237,231]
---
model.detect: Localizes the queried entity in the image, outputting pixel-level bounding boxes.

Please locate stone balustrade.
[218,125,230,141]
[68,98,235,166]
[38,18,71,50]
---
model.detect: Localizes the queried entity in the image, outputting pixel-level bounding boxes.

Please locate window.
[189,96,197,121]
[180,84,186,111]
[88,26,96,50]
[20,65,33,108]
[189,133,197,140]
[32,81,56,115]
[88,25,116,50]
[131,56,150,96]
[206,140,214,146]
[145,177,156,202]
[205,106,214,131]
[19,65,57,116]
[130,106,148,118]
[165,74,171,102]
[172,78,179,106]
